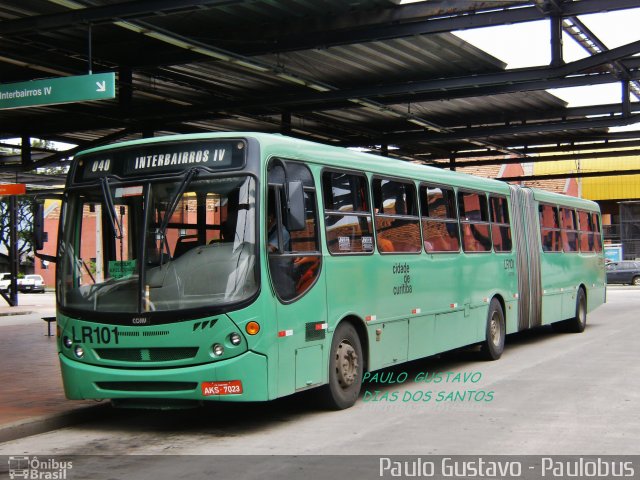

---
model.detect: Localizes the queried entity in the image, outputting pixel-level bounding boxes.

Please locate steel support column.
[623,81,631,117]
[20,136,31,168]
[550,14,564,67]
[119,66,133,108]
[9,196,18,306]
[281,111,292,135]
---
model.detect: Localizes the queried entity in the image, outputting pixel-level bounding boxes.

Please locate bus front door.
[272,255,327,396]
[267,179,327,397]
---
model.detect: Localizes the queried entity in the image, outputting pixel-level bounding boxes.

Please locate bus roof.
[530,187,600,212]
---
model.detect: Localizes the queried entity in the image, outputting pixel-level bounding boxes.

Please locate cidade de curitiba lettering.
[133,148,226,171]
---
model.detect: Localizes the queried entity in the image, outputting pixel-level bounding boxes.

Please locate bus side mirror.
[32,199,58,264]
[34,202,45,251]
[286,181,306,231]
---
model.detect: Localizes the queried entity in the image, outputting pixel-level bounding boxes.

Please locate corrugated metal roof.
[0,0,633,187]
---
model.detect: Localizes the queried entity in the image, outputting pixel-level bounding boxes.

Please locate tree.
[0,138,69,267]
[0,198,35,265]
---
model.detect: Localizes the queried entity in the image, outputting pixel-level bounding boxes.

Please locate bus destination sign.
[78,140,246,181]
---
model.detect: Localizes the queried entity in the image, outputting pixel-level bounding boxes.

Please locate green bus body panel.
[295,345,324,390]
[58,132,606,405]
[60,351,268,401]
[58,313,250,368]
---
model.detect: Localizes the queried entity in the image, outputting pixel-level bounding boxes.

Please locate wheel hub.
[490,312,501,346]
[336,341,358,388]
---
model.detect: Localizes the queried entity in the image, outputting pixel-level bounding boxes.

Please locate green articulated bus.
[41,132,606,409]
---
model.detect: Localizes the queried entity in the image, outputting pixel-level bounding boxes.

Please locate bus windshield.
[58,175,257,316]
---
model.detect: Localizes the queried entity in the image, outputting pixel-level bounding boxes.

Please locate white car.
[0,273,10,292]
[18,274,46,293]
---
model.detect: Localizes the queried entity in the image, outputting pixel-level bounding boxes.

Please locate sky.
[453,7,640,132]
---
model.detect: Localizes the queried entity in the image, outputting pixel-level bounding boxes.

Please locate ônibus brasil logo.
[8,456,72,479]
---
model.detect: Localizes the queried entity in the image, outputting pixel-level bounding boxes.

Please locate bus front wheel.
[320,322,363,410]
[480,298,505,361]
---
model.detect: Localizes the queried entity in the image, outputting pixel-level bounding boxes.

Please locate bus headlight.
[63,336,72,348]
[212,343,224,357]
[229,332,241,346]
[74,345,85,358]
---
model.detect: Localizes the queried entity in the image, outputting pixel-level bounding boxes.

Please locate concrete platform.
[0,293,107,443]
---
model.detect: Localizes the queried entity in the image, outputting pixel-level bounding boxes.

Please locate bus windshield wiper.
[100,177,123,239]
[158,167,200,239]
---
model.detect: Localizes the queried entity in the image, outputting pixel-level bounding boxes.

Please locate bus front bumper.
[59,351,269,402]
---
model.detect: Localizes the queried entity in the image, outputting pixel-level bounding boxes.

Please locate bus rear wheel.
[320,322,363,410]
[566,288,587,333]
[480,298,505,360]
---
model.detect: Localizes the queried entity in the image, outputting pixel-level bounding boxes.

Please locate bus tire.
[320,322,363,410]
[566,288,587,333]
[480,298,505,361]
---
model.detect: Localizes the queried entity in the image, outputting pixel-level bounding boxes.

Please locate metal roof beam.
[422,139,640,160]
[370,113,640,146]
[302,71,640,110]
[463,130,640,149]
[4,73,640,138]
[439,148,640,167]
[16,129,132,172]
[562,15,640,100]
[234,0,640,55]
[431,102,640,131]
[0,0,244,36]
[342,39,640,101]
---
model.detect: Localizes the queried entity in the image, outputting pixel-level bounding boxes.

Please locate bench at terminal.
[42,316,56,337]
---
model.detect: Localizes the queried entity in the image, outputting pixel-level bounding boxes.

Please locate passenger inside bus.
[267,200,290,252]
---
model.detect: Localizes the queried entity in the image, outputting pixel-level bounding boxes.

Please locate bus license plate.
[201,380,243,396]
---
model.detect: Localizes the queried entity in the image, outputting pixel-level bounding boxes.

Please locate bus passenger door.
[266,173,326,397]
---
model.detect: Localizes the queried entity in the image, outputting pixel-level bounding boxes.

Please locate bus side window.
[560,208,579,253]
[577,210,594,252]
[458,191,491,252]
[372,178,421,254]
[592,212,602,252]
[322,171,374,254]
[489,195,512,252]
[420,184,460,252]
[539,204,561,252]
